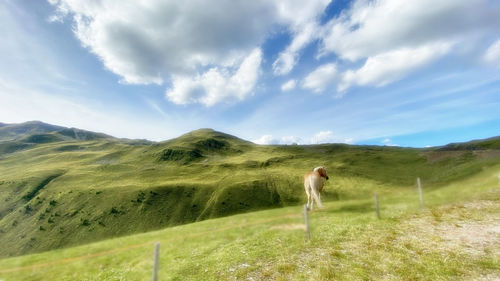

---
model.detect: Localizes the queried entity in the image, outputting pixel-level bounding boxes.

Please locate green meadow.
[0,122,499,280]
[0,167,498,280]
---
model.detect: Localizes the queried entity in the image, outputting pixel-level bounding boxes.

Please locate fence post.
[374,193,380,219]
[303,204,310,241]
[152,242,160,281]
[417,177,424,207]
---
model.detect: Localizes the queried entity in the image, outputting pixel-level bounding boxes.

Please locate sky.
[0,0,499,147]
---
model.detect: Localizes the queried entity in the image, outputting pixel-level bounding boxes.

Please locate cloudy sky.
[1,0,499,147]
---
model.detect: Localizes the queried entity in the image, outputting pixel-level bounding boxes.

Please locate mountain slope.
[0,121,65,141]
[0,121,499,258]
[437,136,500,150]
[0,121,114,155]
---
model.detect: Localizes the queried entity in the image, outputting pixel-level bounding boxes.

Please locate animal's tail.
[311,187,323,208]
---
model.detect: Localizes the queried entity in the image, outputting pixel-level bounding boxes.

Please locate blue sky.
[0,0,499,147]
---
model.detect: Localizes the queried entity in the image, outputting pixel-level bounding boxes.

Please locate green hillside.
[1,121,499,258]
[0,167,498,280]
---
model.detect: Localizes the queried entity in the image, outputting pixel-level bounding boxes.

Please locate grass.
[1,124,499,261]
[0,166,498,280]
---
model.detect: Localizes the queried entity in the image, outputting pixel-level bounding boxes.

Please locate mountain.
[0,121,65,141]
[0,121,499,258]
[436,136,500,150]
[0,121,113,142]
[0,121,114,155]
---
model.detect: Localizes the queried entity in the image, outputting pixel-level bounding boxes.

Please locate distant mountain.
[0,121,115,154]
[0,121,114,142]
[436,136,500,150]
[0,121,65,141]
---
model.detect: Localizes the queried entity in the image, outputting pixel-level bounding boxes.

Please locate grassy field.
[0,165,498,280]
[1,122,500,259]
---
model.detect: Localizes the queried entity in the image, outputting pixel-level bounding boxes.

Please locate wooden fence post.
[417,177,424,207]
[374,193,380,219]
[304,204,310,241]
[152,242,160,281]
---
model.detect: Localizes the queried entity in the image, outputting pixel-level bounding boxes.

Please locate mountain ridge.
[2,120,499,149]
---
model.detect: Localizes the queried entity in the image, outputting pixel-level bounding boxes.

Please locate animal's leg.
[310,190,314,211]
[307,191,311,210]
[305,191,309,210]
[307,182,314,210]
[305,183,311,210]
[311,186,323,209]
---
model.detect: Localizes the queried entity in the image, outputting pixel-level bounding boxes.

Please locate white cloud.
[319,0,500,61]
[309,131,354,144]
[49,0,330,105]
[252,134,303,145]
[252,135,279,145]
[338,42,452,92]
[484,39,500,66]
[272,0,330,75]
[310,130,334,144]
[344,138,354,144]
[166,48,262,106]
[251,132,355,145]
[280,135,303,144]
[281,79,297,92]
[381,138,398,146]
[273,22,321,75]
[302,63,338,93]
[299,0,500,94]
[46,0,500,104]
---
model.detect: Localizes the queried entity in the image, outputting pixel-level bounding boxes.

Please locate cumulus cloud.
[252,132,354,145]
[302,63,337,93]
[315,0,500,93]
[166,48,262,106]
[252,135,279,145]
[280,135,303,144]
[281,79,297,92]
[252,134,303,145]
[48,0,500,102]
[339,42,452,91]
[49,0,330,106]
[319,0,500,61]
[309,130,354,144]
[310,130,334,144]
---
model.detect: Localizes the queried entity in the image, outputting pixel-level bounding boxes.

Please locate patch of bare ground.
[400,199,500,279]
[270,224,306,231]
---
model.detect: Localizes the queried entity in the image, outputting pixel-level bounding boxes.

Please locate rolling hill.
[0,121,499,258]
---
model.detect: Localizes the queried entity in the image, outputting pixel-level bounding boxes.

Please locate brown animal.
[304,166,329,210]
